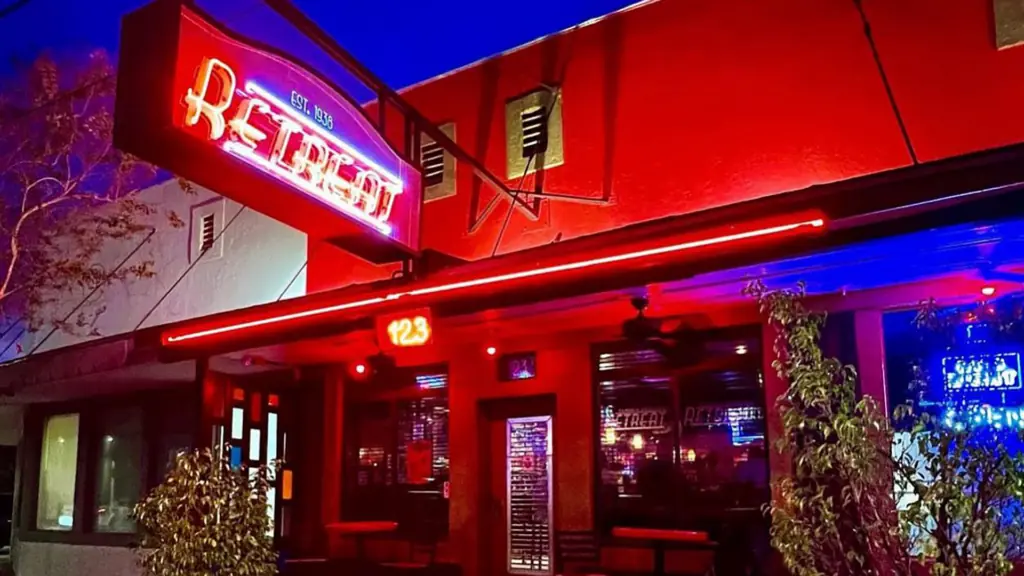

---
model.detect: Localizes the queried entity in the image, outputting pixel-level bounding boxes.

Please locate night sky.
[0,0,640,88]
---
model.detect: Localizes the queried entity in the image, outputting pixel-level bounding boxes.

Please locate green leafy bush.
[133,447,278,576]
[746,281,910,576]
[750,282,1024,576]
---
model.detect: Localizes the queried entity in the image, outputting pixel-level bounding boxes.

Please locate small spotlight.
[486,346,497,356]
[354,363,367,375]
[981,285,996,297]
[735,344,749,355]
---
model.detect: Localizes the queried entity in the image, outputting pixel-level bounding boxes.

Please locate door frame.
[477,394,556,576]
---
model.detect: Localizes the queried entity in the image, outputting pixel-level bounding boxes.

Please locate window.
[201,378,293,538]
[505,88,564,179]
[27,389,197,539]
[37,414,79,531]
[421,122,456,202]
[884,306,1024,508]
[508,416,553,574]
[594,328,769,544]
[344,367,449,535]
[94,408,143,533]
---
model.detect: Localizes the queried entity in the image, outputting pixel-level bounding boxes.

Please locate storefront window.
[595,328,769,540]
[344,369,450,535]
[94,408,143,533]
[37,413,79,531]
[29,388,197,538]
[884,306,1024,503]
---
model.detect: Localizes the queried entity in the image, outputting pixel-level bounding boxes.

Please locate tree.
[745,281,911,576]
[0,50,185,341]
[750,282,1024,576]
[890,297,1024,576]
[133,448,278,576]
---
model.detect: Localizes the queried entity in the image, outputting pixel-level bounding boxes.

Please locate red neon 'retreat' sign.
[114,2,421,262]
[182,58,400,235]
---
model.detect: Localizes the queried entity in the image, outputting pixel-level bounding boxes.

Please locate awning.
[157,141,1024,358]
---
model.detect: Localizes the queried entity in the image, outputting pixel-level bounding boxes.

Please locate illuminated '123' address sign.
[183,58,402,234]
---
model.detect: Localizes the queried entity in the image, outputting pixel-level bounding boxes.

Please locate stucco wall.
[0,407,22,448]
[14,542,138,576]
[16,179,308,355]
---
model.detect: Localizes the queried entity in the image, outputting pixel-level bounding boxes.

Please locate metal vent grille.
[508,416,553,575]
[199,213,215,253]
[397,395,449,483]
[520,106,548,158]
[597,348,664,372]
[421,140,445,186]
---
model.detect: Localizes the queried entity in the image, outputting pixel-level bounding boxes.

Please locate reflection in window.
[343,369,450,535]
[885,308,1024,506]
[37,413,79,531]
[94,408,143,533]
[595,330,769,540]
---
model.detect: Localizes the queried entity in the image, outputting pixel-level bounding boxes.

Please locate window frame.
[504,88,564,179]
[590,327,771,538]
[341,364,451,535]
[421,122,457,202]
[18,387,197,546]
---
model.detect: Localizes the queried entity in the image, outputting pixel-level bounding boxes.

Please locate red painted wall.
[309,0,1019,293]
[863,0,1024,162]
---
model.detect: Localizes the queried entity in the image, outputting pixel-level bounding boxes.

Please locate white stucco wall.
[16,179,308,355]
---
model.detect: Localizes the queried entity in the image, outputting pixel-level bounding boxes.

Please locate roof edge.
[396,0,656,96]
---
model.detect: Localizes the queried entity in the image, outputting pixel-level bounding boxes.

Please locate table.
[610,527,713,575]
[326,521,399,560]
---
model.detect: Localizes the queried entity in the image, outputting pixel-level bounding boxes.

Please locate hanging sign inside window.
[405,439,433,485]
[610,408,672,434]
[113,2,422,263]
[377,308,434,350]
[682,405,763,427]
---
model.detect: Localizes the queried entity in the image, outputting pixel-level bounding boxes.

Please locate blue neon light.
[942,352,1022,395]
[941,405,1024,431]
[726,406,764,446]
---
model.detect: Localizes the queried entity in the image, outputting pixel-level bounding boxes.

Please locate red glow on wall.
[161,213,825,347]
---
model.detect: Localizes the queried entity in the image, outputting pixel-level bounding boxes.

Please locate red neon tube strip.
[163,215,825,345]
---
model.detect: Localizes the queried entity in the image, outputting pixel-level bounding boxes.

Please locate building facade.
[7,1,1024,575]
[3,179,307,575]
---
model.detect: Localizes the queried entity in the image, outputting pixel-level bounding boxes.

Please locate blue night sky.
[0,0,639,89]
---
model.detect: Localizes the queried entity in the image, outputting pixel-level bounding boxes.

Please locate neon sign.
[182,58,401,235]
[942,352,1022,394]
[113,3,421,262]
[386,315,431,347]
[377,308,433,349]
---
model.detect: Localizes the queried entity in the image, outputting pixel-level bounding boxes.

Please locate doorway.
[479,395,556,576]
